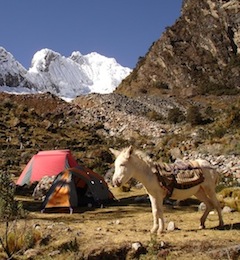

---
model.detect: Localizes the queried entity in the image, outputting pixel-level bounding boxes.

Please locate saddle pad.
[175,168,203,185]
[155,161,204,189]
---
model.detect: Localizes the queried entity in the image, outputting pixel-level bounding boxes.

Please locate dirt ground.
[0,187,240,259]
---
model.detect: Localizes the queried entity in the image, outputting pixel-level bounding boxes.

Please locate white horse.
[110,146,224,235]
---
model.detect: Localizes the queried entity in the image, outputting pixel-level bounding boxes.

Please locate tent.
[41,166,114,212]
[17,150,78,186]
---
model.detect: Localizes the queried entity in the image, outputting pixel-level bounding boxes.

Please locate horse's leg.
[202,186,224,227]
[157,199,165,234]
[195,188,213,229]
[149,195,164,234]
[149,195,159,233]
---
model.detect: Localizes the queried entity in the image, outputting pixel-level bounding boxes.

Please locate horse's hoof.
[150,230,157,234]
[217,223,225,230]
[199,225,205,229]
[150,228,158,234]
[157,230,165,235]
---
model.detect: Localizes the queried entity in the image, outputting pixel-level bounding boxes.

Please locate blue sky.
[1,1,182,69]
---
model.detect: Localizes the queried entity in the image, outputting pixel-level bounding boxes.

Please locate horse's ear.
[125,145,133,158]
[109,148,120,158]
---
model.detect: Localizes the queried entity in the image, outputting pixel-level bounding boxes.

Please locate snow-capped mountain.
[0,47,32,89]
[0,47,131,98]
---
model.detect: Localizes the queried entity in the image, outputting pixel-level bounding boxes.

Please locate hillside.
[0,0,239,183]
[0,91,239,185]
[1,1,240,259]
[116,0,240,98]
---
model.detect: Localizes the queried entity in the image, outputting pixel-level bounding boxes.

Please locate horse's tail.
[194,158,211,168]
[211,167,220,186]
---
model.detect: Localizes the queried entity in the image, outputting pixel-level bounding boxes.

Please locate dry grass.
[0,187,240,259]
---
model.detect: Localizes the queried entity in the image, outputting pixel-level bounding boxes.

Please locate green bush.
[0,172,27,258]
[5,228,42,255]
[186,105,203,125]
[212,126,227,139]
[0,172,24,221]
[58,238,79,253]
[153,81,169,90]
[226,106,240,128]
[2,98,15,109]
[146,110,164,121]
[167,107,185,123]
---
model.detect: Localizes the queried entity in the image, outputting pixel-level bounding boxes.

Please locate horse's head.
[109,146,134,187]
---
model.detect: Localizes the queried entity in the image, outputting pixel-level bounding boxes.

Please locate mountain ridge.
[0,47,131,98]
[116,0,240,98]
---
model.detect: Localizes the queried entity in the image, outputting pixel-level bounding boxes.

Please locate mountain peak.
[116,0,240,98]
[0,47,131,98]
[30,48,61,73]
[0,47,28,88]
[70,51,83,63]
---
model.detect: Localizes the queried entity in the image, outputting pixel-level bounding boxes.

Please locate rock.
[47,224,54,229]
[32,176,55,201]
[222,206,234,213]
[24,249,40,258]
[132,242,142,251]
[160,241,166,248]
[48,250,61,257]
[198,202,206,211]
[167,221,176,231]
[34,224,41,230]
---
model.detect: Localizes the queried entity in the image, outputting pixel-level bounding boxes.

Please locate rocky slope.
[0,91,239,187]
[0,0,239,188]
[117,0,240,98]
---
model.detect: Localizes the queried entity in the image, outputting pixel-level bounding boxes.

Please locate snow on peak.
[0,47,132,98]
[0,47,27,78]
[70,51,83,63]
[30,48,60,73]
[82,52,131,94]
[26,48,92,97]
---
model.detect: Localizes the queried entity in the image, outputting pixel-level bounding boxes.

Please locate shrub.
[2,98,15,109]
[212,125,227,139]
[5,228,42,254]
[167,107,185,123]
[0,172,27,258]
[139,88,148,94]
[58,238,79,252]
[186,105,203,125]
[199,82,240,95]
[154,81,169,90]
[146,110,163,121]
[0,172,24,221]
[226,106,240,128]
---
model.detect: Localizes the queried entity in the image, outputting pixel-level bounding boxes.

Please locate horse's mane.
[133,149,155,168]
[133,149,171,173]
[132,148,212,170]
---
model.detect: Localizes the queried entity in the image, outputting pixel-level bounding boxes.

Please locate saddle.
[154,161,204,197]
